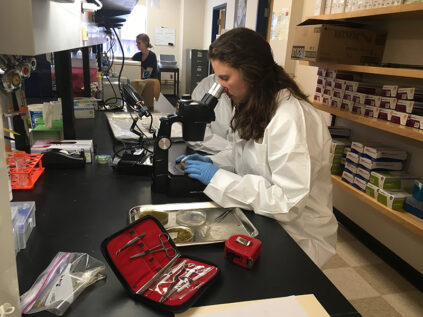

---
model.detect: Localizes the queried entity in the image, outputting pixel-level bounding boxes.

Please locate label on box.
[397,87,415,100]
[364,95,381,107]
[356,167,371,181]
[382,85,398,97]
[352,103,366,115]
[344,161,358,174]
[359,157,403,171]
[316,84,324,94]
[342,170,355,184]
[378,108,393,121]
[322,94,331,105]
[341,99,354,112]
[331,97,342,109]
[369,171,415,190]
[391,111,409,126]
[364,105,380,118]
[377,189,410,210]
[406,114,423,129]
[352,92,366,104]
[366,182,379,199]
[354,176,368,191]
[346,151,360,164]
[343,90,354,101]
[363,146,407,161]
[380,97,397,109]
[334,79,346,90]
[345,81,360,92]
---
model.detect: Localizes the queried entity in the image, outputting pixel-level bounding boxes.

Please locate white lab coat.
[188,75,233,154]
[205,89,338,268]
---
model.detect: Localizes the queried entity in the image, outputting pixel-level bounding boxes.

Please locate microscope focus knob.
[158,137,171,150]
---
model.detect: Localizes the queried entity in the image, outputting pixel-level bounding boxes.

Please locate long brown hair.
[208,28,308,141]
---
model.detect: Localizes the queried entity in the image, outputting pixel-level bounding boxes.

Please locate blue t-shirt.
[132,51,158,79]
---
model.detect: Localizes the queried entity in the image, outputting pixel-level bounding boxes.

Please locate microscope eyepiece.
[208,82,224,99]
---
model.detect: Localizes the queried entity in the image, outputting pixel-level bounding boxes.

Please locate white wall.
[180,0,206,94]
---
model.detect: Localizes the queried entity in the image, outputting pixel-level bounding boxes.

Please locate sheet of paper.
[105,112,183,141]
[176,295,312,317]
[155,27,175,46]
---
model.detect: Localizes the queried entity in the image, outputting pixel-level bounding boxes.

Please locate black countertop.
[14,111,360,316]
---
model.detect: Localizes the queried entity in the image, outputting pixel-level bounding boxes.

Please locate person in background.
[187,74,233,154]
[131,33,158,79]
[177,28,338,268]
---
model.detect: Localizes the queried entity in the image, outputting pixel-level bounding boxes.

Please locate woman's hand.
[183,160,219,185]
[175,154,212,164]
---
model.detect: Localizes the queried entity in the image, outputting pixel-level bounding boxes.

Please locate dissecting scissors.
[130,232,176,259]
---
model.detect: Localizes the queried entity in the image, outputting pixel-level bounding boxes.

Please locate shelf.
[332,175,423,237]
[310,2,423,20]
[299,61,423,79]
[311,101,423,142]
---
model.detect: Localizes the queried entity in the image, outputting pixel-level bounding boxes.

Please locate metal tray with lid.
[128,202,259,246]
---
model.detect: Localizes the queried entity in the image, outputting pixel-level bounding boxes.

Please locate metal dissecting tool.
[115,232,146,255]
[130,232,176,259]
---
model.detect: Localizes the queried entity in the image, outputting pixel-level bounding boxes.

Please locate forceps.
[116,232,146,255]
[130,233,176,259]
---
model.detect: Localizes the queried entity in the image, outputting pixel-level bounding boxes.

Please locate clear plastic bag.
[20,252,106,316]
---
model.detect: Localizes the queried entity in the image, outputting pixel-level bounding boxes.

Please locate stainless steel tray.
[128,202,259,246]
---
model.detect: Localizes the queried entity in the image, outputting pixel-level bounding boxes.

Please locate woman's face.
[211,59,249,105]
[136,40,147,51]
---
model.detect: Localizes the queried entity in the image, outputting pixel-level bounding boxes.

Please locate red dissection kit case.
[101,216,220,313]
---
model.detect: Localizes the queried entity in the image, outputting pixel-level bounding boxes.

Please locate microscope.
[152,83,224,196]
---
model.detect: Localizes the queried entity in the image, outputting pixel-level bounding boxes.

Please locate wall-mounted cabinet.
[0,0,106,55]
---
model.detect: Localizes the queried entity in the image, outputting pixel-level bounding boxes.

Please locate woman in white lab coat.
[187,74,233,154]
[178,28,337,268]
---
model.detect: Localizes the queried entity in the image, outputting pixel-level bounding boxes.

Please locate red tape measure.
[224,234,261,269]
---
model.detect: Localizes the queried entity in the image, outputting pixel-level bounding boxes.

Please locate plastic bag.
[20,252,106,316]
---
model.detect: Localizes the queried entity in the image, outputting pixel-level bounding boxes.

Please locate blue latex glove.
[175,153,212,164]
[183,160,219,185]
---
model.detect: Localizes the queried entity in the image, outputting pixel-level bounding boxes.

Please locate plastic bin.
[10,201,36,252]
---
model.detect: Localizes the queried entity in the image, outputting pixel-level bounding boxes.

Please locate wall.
[268,0,304,77]
[294,0,423,273]
[180,0,206,95]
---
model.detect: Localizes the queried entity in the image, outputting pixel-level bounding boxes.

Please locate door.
[256,0,272,39]
[211,4,226,43]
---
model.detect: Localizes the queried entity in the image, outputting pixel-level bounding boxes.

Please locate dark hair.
[208,28,308,141]
[136,33,153,49]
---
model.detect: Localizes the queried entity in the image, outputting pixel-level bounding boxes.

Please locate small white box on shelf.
[366,182,379,198]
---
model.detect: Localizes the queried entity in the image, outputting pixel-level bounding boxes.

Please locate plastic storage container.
[10,201,36,253]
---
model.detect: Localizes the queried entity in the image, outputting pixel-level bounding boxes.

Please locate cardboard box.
[31,140,94,163]
[358,157,403,171]
[342,170,355,185]
[363,146,407,161]
[291,20,386,65]
[369,171,416,191]
[354,176,368,192]
[366,182,379,199]
[377,189,411,210]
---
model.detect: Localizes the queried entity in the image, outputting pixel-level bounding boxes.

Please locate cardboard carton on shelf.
[291,19,386,65]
